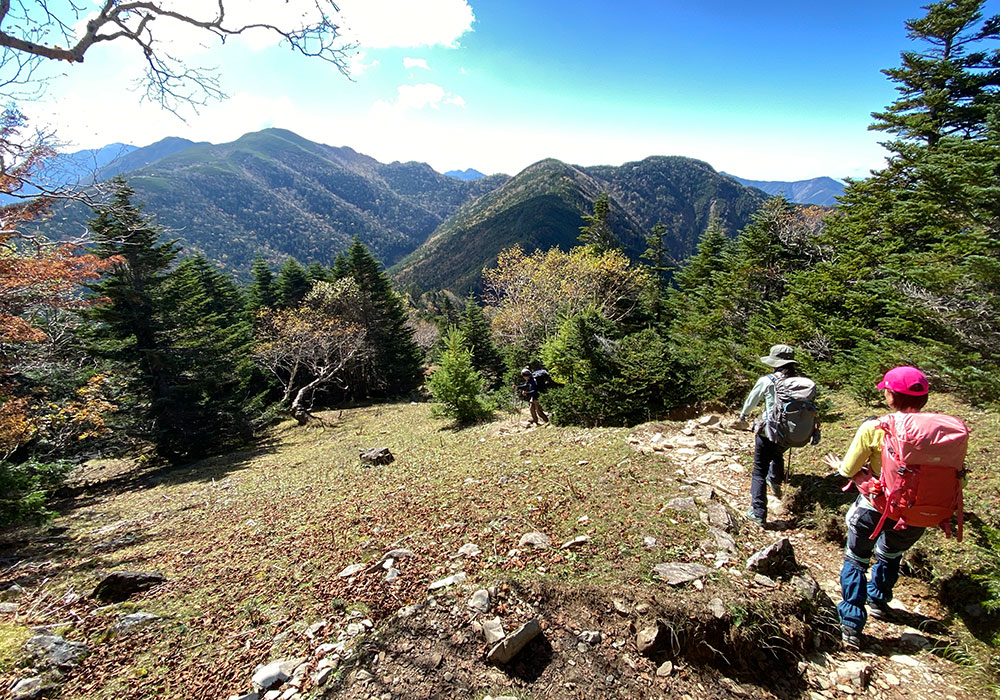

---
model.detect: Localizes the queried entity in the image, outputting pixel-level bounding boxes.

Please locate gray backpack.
[764,374,818,448]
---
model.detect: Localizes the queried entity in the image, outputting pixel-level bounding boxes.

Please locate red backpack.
[846,412,968,542]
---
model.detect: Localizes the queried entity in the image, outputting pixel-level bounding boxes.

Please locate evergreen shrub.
[427,329,494,424]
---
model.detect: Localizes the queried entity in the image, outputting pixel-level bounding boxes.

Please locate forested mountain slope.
[723,173,845,206]
[39,128,508,273]
[392,156,767,295]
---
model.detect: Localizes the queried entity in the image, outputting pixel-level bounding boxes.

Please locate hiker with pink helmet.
[823,366,968,650]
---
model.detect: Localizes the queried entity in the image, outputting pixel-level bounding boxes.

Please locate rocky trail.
[1,408,991,700]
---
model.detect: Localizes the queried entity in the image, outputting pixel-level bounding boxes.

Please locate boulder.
[468,589,490,613]
[486,619,541,664]
[252,661,290,690]
[12,676,60,700]
[652,562,713,586]
[359,447,394,465]
[91,571,166,603]
[745,538,798,578]
[25,634,89,670]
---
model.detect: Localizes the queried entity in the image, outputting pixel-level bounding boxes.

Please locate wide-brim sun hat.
[760,343,799,368]
[877,366,929,396]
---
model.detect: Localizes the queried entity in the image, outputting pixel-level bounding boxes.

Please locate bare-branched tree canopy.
[0,1,354,108]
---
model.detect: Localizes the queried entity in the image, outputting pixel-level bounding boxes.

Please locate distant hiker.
[823,366,968,651]
[738,344,819,526]
[515,367,549,424]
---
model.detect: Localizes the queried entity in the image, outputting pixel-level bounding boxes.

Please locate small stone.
[468,589,490,613]
[900,631,930,648]
[692,452,726,467]
[636,622,665,655]
[305,620,326,639]
[385,568,400,583]
[338,563,364,578]
[664,497,698,513]
[708,598,727,619]
[697,414,721,426]
[360,447,394,465]
[656,660,674,677]
[643,536,657,549]
[381,548,415,562]
[113,611,161,634]
[560,535,590,549]
[415,651,443,670]
[0,602,18,614]
[2,584,25,600]
[346,622,364,636]
[457,543,481,557]
[652,562,713,586]
[486,619,542,664]
[482,617,505,644]
[262,691,280,700]
[252,661,290,690]
[705,502,737,532]
[12,677,56,700]
[753,573,777,588]
[612,599,630,615]
[355,669,374,682]
[578,630,601,645]
[428,572,466,591]
[745,537,798,578]
[518,532,551,549]
[833,661,872,690]
[792,574,821,600]
[227,693,260,700]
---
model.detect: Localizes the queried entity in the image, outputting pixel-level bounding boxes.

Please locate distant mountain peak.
[445,168,486,181]
[722,173,845,207]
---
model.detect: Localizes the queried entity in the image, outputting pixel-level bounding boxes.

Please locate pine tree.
[275,258,311,308]
[458,297,505,389]
[578,193,620,252]
[307,260,333,284]
[345,238,423,397]
[330,254,350,280]
[246,255,277,312]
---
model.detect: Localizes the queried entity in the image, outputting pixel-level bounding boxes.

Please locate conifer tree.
[246,255,277,312]
[330,254,350,280]
[871,0,1000,146]
[458,297,505,389]
[427,328,492,424]
[86,178,184,459]
[275,258,311,308]
[307,260,333,284]
[578,193,620,252]
[344,238,423,397]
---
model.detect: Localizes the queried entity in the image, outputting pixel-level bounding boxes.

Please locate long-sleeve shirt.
[837,419,884,478]
[515,376,539,400]
[739,375,777,421]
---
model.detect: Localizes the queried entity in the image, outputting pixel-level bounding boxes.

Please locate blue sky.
[29,1,999,180]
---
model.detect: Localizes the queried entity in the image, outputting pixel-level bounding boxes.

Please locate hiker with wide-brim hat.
[738,344,800,526]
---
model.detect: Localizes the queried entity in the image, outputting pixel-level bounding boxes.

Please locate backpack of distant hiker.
[531,369,560,393]
[866,412,968,542]
[763,373,818,448]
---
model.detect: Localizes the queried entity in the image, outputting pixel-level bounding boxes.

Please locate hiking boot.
[767,479,782,499]
[744,509,765,527]
[867,598,893,621]
[841,625,861,650]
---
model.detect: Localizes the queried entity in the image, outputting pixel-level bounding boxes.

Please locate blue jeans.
[837,496,925,632]
[750,432,785,518]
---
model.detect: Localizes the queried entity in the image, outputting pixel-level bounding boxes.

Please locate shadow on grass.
[51,438,282,515]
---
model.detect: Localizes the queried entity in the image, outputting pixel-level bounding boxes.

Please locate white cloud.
[371,83,465,116]
[403,57,431,71]
[349,51,379,76]
[337,0,474,49]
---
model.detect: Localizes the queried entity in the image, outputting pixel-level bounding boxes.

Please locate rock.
[482,617,505,645]
[312,667,334,686]
[671,435,707,449]
[612,599,630,615]
[468,589,490,613]
[91,571,166,603]
[706,527,738,555]
[560,535,590,549]
[792,574,821,600]
[487,619,542,664]
[705,502,738,532]
[25,634,90,670]
[900,631,931,648]
[11,676,57,700]
[832,660,872,690]
[753,573,777,588]
[359,447,394,465]
[708,598,727,619]
[578,630,602,645]
[304,621,326,639]
[745,538,798,578]
[346,622,364,635]
[0,602,18,614]
[338,563,364,578]
[428,572,466,591]
[113,611,161,634]
[643,536,657,548]
[693,484,716,503]
[664,497,698,513]
[252,661,291,690]
[415,651,443,670]
[636,622,666,655]
[725,419,750,431]
[457,543,481,557]
[228,694,260,700]
[380,548,415,562]
[652,562,713,586]
[656,660,674,677]
[262,691,281,700]
[697,414,721,426]
[384,568,400,583]
[518,532,551,549]
[692,452,726,467]
[2,584,25,600]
